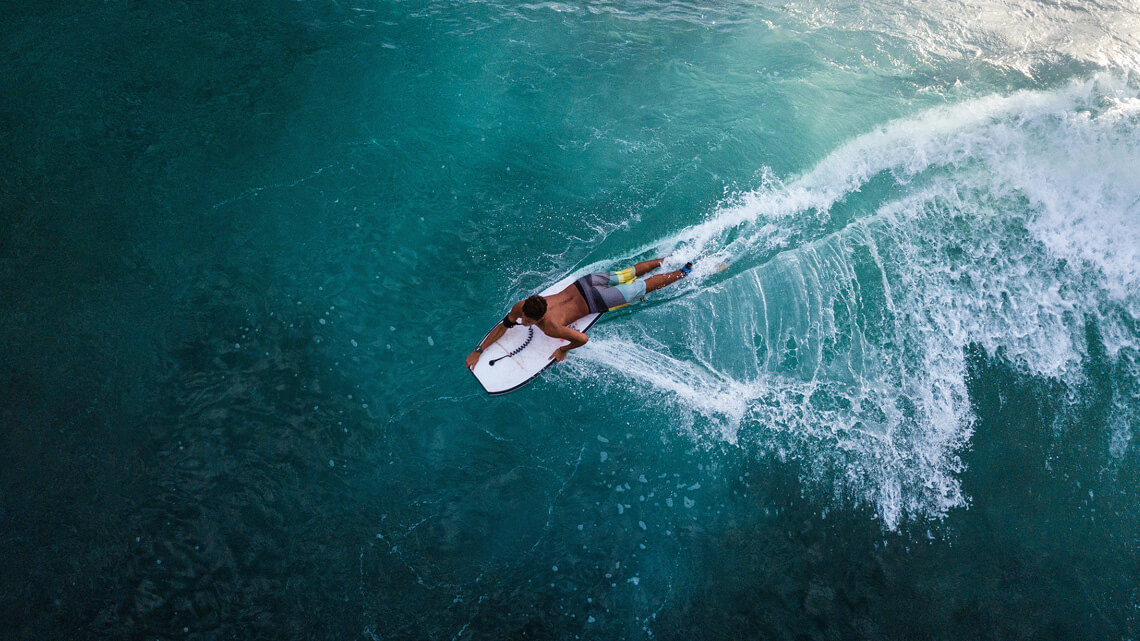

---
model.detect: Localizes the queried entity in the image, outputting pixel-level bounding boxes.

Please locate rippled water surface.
[3,1,1140,639]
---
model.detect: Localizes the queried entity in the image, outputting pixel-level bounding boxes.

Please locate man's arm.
[465,301,524,369]
[546,324,588,362]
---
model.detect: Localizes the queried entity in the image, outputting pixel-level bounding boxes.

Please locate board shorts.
[573,266,647,313]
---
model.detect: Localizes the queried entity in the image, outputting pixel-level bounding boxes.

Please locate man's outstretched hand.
[466,351,481,370]
[550,347,569,362]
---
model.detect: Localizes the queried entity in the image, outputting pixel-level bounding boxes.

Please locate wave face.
[570,76,1140,528]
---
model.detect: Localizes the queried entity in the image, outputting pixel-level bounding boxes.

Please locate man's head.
[521,294,547,324]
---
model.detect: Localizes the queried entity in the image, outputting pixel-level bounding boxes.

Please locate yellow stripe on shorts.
[613,266,636,285]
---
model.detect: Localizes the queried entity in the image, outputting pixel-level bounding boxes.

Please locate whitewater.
[567,75,1140,528]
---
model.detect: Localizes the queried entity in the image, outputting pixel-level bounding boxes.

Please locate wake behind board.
[470,273,601,395]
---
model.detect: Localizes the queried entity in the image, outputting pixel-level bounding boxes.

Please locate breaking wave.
[564,75,1140,528]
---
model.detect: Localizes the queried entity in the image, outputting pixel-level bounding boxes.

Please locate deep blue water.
[3,1,1140,639]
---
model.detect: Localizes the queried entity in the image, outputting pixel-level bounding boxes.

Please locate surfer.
[465,258,691,369]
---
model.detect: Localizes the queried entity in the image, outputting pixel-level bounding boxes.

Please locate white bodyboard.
[470,274,601,395]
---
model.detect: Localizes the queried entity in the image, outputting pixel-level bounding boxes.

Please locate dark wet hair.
[522,294,547,320]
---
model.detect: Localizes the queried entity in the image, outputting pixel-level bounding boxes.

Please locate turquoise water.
[4,0,1140,638]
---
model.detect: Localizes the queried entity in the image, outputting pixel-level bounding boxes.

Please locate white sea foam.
[650,76,1133,262]
[567,76,1140,529]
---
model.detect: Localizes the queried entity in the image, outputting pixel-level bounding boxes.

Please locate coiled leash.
[488,326,534,366]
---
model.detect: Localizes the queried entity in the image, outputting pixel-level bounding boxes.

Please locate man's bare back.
[465,258,690,370]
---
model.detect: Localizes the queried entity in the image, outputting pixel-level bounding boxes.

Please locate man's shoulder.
[538,318,566,334]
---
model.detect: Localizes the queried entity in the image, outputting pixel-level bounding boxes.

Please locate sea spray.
[564,76,1140,529]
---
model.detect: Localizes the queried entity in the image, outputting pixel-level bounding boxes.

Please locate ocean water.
[3,0,1140,639]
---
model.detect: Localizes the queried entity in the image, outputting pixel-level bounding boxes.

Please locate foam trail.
[593,75,1136,270]
[574,338,757,442]
[567,76,1140,529]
